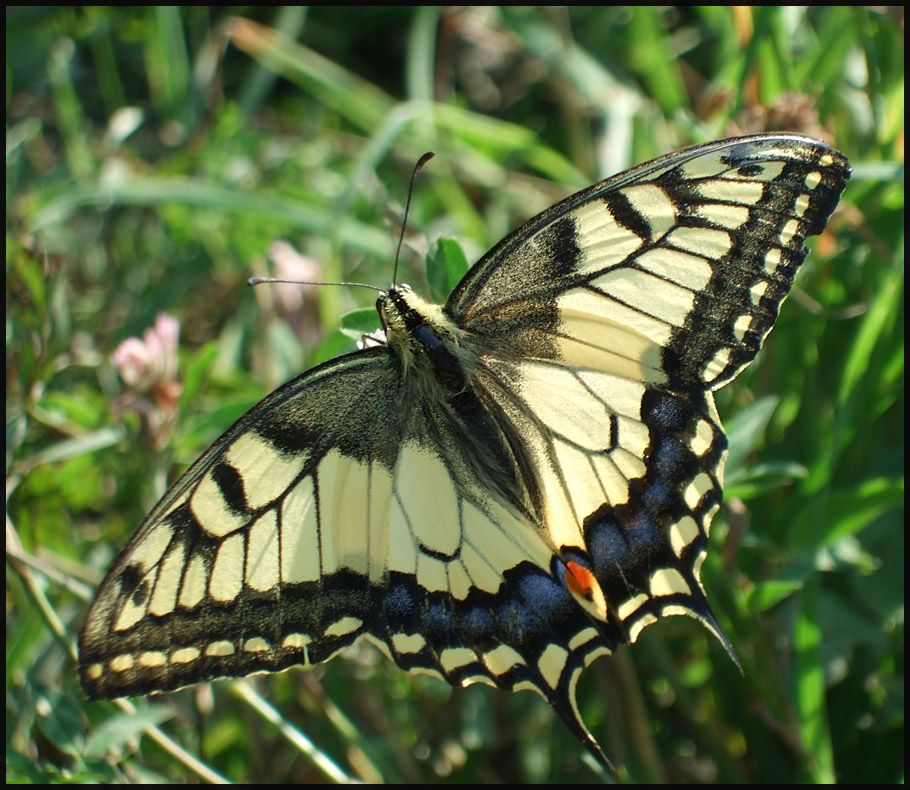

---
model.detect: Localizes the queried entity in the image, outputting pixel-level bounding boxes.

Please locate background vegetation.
[7,6,903,784]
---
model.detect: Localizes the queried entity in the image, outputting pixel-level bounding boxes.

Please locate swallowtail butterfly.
[80,134,850,769]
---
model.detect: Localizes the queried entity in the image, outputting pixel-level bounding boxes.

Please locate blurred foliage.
[7,6,903,784]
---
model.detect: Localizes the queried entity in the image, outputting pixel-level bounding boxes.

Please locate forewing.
[80,348,408,698]
[449,134,850,390]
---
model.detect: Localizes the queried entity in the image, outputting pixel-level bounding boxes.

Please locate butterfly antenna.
[393,151,435,286]
[247,276,383,291]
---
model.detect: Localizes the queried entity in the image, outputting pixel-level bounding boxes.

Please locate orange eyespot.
[565,560,596,601]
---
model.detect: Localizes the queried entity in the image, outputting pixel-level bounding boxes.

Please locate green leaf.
[426,237,470,303]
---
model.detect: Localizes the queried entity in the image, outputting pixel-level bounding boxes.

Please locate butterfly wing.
[80,333,603,754]
[436,132,850,752]
[448,134,851,589]
[79,341,563,691]
[80,347,402,696]
[450,135,848,392]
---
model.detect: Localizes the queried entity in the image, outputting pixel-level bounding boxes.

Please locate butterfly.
[79,134,850,770]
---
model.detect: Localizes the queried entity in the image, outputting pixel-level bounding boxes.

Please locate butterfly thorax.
[378,286,471,391]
